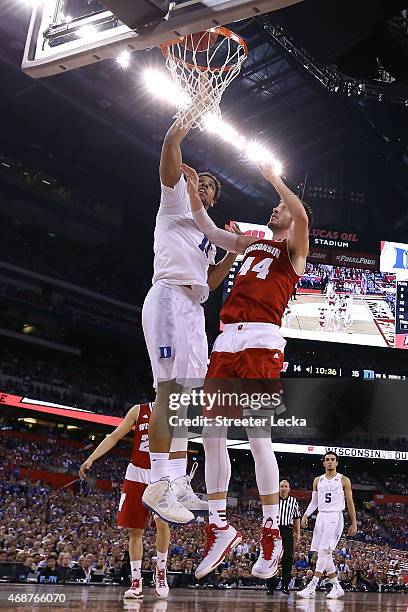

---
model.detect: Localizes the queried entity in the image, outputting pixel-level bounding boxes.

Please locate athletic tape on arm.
[192,207,239,253]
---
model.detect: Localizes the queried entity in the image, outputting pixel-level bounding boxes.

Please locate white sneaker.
[326,583,345,599]
[195,524,242,579]
[251,524,283,579]
[124,577,143,599]
[296,583,316,599]
[154,566,169,598]
[142,478,194,524]
[171,463,208,515]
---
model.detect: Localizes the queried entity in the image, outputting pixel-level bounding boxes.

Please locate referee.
[266,479,301,595]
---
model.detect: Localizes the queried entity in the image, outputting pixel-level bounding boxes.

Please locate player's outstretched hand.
[257,160,281,183]
[301,515,308,529]
[224,222,244,235]
[79,459,93,480]
[181,163,200,197]
[348,523,357,536]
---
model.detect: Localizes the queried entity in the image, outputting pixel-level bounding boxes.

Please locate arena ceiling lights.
[142,69,283,172]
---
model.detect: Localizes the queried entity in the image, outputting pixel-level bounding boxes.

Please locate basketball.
[183,30,219,52]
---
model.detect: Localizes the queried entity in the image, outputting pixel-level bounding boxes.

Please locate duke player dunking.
[142,119,239,524]
[297,451,357,600]
[181,161,313,581]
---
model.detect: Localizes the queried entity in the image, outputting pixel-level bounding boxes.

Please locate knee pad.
[316,549,332,574]
[326,557,336,574]
[202,425,230,494]
[247,436,279,496]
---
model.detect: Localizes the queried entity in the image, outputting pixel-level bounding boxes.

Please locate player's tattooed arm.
[343,476,358,536]
[160,119,192,188]
[79,404,140,479]
[301,476,319,527]
[181,163,256,254]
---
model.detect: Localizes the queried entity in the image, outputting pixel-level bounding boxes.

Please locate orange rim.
[160,26,248,73]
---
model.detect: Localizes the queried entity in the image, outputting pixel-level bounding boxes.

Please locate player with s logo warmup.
[181,160,313,581]
[79,403,171,600]
[297,451,358,600]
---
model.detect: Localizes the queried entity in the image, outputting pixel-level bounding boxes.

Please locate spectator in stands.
[295,553,310,570]
[337,558,350,573]
[37,557,59,583]
[76,555,94,582]
[56,554,72,583]
[17,556,35,581]
[170,539,185,556]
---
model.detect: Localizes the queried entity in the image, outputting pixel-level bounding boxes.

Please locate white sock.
[168,457,187,481]
[310,576,319,588]
[130,560,141,580]
[157,550,168,571]
[150,452,170,482]
[262,504,279,529]
[208,499,227,528]
[330,576,340,585]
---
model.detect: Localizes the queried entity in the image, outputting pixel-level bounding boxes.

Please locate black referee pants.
[266,525,294,591]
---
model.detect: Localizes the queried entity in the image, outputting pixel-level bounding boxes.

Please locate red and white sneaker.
[154,567,169,598]
[251,523,283,579]
[195,524,242,580]
[124,577,143,599]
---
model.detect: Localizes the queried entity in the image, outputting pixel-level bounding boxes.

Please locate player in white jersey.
[297,452,357,600]
[142,119,239,524]
[344,294,353,329]
[325,303,335,331]
[326,280,335,296]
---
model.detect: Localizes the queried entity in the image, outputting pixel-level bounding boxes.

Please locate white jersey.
[317,473,345,512]
[152,176,216,298]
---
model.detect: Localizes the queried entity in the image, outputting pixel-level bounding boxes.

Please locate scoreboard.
[395,281,408,349]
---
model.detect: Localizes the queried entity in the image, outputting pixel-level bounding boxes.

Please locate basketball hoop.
[161,27,248,131]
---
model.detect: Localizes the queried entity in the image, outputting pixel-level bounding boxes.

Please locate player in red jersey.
[181,161,312,581]
[79,403,171,600]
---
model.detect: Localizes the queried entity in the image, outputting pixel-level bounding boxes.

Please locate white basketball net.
[162,28,247,131]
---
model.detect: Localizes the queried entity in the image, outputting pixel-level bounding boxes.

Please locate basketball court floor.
[0,585,406,611]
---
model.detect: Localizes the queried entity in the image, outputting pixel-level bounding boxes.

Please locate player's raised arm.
[258,162,310,271]
[79,404,140,479]
[207,223,242,291]
[342,476,358,536]
[159,120,191,188]
[181,163,256,254]
[301,476,319,528]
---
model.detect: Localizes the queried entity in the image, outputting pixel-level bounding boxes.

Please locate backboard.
[22,0,303,78]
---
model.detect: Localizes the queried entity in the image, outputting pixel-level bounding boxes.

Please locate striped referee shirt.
[279,495,301,527]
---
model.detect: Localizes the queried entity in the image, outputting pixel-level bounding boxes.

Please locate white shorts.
[142,282,208,388]
[215,322,287,354]
[310,511,344,552]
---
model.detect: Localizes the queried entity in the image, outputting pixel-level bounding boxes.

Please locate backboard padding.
[22,0,303,78]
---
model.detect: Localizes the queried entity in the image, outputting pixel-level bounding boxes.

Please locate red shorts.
[203,323,285,419]
[116,479,149,529]
[207,347,284,379]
